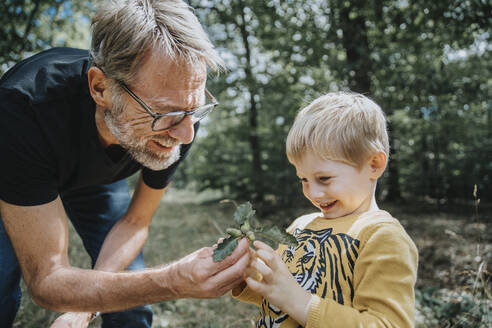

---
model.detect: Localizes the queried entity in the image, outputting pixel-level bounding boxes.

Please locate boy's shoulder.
[348,210,400,234]
[287,211,323,232]
[349,210,415,249]
[286,210,413,244]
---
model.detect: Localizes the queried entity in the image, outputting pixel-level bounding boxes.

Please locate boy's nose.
[306,184,325,200]
[166,116,195,144]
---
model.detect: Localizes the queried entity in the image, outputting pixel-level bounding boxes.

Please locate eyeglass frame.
[117,80,219,132]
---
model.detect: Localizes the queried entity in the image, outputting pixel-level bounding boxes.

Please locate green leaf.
[255,226,298,249]
[213,236,239,262]
[233,202,256,225]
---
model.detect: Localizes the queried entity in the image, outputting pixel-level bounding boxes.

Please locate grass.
[13,187,491,327]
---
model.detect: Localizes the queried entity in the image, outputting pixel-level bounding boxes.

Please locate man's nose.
[166,115,195,144]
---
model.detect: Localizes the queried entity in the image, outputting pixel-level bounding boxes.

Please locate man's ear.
[368,152,387,179]
[88,66,112,108]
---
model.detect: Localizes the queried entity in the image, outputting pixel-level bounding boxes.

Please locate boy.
[233,92,418,327]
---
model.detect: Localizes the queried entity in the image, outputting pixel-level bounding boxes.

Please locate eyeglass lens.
[153,114,186,131]
[152,104,215,131]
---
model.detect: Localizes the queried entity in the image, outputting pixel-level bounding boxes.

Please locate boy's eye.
[319,176,332,182]
[299,177,308,183]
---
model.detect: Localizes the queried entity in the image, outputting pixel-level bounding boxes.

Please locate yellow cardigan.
[233,210,418,328]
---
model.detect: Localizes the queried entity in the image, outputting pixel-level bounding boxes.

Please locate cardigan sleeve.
[306,222,418,328]
[231,283,263,306]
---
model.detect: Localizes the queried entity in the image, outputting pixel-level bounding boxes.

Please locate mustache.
[151,135,181,147]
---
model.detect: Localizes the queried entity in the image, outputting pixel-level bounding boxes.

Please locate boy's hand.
[245,241,312,326]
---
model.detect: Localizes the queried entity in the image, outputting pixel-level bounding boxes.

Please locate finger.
[245,275,265,293]
[245,265,263,282]
[248,247,258,262]
[212,237,225,249]
[220,274,249,295]
[253,240,274,252]
[203,238,248,277]
[251,257,273,282]
[255,248,276,268]
[212,245,249,288]
[213,237,250,271]
[211,247,251,291]
[197,246,214,258]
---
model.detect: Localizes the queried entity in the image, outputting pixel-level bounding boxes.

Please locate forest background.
[1,0,490,327]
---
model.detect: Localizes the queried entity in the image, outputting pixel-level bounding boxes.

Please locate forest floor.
[14,188,491,327]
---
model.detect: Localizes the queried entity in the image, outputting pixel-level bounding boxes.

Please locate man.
[0,1,250,327]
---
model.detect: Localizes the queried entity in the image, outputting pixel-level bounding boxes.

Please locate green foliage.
[213,201,298,261]
[233,201,256,225]
[5,1,490,326]
[213,235,239,262]
[175,0,492,206]
[255,226,298,249]
[0,0,94,74]
[5,0,488,205]
[416,287,492,328]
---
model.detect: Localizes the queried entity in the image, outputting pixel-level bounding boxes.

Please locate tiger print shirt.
[233,209,418,328]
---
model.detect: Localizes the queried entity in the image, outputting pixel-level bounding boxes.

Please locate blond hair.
[90,0,224,84]
[286,92,389,168]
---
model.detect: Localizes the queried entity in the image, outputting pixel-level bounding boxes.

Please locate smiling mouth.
[149,140,174,152]
[319,200,337,211]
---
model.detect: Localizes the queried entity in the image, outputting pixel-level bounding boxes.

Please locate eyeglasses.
[118,81,219,132]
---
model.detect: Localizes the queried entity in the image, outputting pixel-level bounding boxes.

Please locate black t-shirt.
[0,47,195,206]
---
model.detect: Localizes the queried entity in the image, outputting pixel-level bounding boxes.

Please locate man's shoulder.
[0,47,90,104]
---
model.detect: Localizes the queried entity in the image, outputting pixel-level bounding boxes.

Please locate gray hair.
[90,0,224,83]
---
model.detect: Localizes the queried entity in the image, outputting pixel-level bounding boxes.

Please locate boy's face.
[294,152,378,219]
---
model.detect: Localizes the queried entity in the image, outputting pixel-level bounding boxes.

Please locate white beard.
[104,109,182,171]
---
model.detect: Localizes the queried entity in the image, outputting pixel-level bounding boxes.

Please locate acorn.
[226,228,242,237]
[240,221,251,233]
[246,231,256,241]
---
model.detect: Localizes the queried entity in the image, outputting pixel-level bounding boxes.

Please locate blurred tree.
[1,0,489,206]
[183,0,311,203]
[0,0,93,74]
[179,0,491,206]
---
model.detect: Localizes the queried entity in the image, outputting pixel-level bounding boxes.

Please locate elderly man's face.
[104,52,207,170]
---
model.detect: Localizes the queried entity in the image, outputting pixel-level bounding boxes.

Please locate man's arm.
[0,189,250,313]
[51,173,167,326]
[93,173,165,272]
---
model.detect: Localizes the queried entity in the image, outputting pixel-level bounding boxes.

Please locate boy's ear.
[88,66,112,108]
[368,152,387,179]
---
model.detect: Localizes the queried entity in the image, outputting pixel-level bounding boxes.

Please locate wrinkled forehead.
[134,50,207,89]
[129,51,208,108]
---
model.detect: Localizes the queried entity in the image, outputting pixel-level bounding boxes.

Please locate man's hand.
[0,195,247,313]
[245,241,312,326]
[168,237,251,298]
[49,312,94,328]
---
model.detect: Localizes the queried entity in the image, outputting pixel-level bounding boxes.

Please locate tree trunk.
[385,122,403,202]
[488,102,492,139]
[237,0,263,202]
[432,128,441,210]
[339,2,372,93]
[338,2,402,201]
[20,0,42,54]
[421,124,430,198]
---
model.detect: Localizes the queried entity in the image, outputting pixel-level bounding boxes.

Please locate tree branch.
[20,0,42,53]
